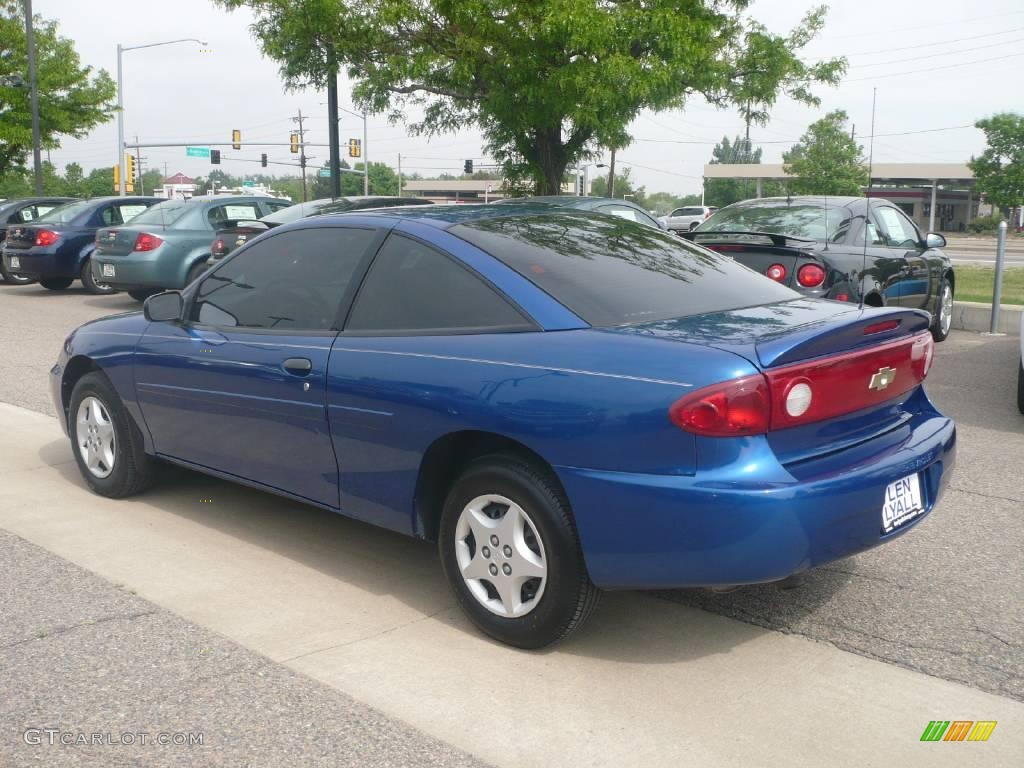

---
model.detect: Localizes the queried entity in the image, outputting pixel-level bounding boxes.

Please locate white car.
[1018,310,1024,414]
[659,205,717,232]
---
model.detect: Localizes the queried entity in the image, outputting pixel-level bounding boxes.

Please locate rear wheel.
[127,288,158,302]
[689,221,700,231]
[69,372,156,498]
[40,278,73,291]
[1017,359,1024,415]
[80,258,117,295]
[931,276,953,342]
[185,260,208,287]
[438,454,599,649]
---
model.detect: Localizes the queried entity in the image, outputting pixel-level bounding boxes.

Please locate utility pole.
[607,148,616,198]
[326,62,342,199]
[23,0,43,194]
[363,111,369,195]
[134,135,144,194]
[397,153,402,196]
[292,108,308,202]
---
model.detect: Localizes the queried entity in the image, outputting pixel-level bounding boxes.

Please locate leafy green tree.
[969,112,1023,221]
[139,169,163,196]
[704,135,783,206]
[62,162,86,197]
[0,0,116,177]
[646,191,702,216]
[84,167,115,197]
[312,160,400,198]
[271,176,305,202]
[589,168,645,206]
[215,1,843,194]
[783,110,867,196]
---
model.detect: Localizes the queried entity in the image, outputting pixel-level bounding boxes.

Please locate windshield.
[452,212,797,327]
[260,200,329,225]
[128,199,191,227]
[698,201,853,242]
[36,200,93,224]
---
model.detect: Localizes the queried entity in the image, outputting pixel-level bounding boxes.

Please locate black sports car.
[685,196,955,341]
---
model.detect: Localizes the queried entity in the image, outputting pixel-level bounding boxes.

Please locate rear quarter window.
[451,213,798,327]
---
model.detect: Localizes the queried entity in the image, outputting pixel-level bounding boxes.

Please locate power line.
[815,9,1024,41]
[848,36,1024,68]
[837,26,1024,58]
[845,52,1024,81]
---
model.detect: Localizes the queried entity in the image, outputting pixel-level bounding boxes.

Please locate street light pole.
[23,0,42,194]
[116,38,206,196]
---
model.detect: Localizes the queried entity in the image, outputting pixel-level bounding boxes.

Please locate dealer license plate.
[101,263,115,278]
[881,473,924,534]
[9,256,19,269]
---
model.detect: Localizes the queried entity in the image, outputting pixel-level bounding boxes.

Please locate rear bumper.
[91,252,174,290]
[2,246,76,278]
[558,400,956,589]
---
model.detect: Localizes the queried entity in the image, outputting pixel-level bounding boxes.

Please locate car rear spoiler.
[679,231,816,248]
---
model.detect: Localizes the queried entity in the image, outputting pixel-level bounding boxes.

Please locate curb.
[952,301,1021,335]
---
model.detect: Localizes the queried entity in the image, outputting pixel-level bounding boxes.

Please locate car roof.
[724,195,866,211]
[306,203,633,231]
[185,195,277,206]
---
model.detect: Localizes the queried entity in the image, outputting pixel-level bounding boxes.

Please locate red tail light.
[796,263,826,288]
[212,239,226,256]
[133,233,163,252]
[34,229,59,246]
[704,244,745,252]
[704,210,712,219]
[669,376,770,437]
[765,264,787,282]
[670,331,934,436]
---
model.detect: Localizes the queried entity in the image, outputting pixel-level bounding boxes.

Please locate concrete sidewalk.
[1,403,1021,767]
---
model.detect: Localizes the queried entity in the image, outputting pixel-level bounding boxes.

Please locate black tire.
[127,288,158,302]
[185,260,208,287]
[40,277,74,290]
[438,453,600,649]
[0,260,36,285]
[80,258,118,295]
[689,221,700,231]
[1017,359,1024,416]
[69,371,156,498]
[931,275,953,342]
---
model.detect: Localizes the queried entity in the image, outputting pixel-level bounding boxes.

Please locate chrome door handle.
[282,357,312,376]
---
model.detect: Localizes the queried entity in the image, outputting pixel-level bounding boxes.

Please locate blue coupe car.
[51,205,956,648]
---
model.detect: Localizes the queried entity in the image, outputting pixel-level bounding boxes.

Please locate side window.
[35,204,59,218]
[669,208,685,217]
[877,207,921,248]
[346,235,531,334]
[263,199,291,213]
[99,205,120,226]
[116,203,150,223]
[15,206,37,222]
[596,204,641,223]
[207,203,262,228]
[190,227,376,331]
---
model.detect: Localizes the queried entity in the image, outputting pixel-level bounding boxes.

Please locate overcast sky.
[40,0,1023,196]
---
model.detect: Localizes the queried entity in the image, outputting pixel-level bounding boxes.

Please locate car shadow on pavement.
[37,439,850,663]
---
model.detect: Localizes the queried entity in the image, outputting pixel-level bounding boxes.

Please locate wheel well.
[944,268,955,294]
[413,431,562,542]
[863,292,884,307]
[61,356,101,425]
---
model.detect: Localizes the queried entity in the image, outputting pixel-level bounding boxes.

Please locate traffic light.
[210,149,221,164]
[125,153,136,182]
[464,159,473,175]
[261,153,268,168]
[112,163,120,192]
[289,133,299,153]
[348,138,361,158]
[232,129,241,150]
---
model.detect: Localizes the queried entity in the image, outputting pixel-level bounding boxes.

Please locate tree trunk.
[535,127,567,195]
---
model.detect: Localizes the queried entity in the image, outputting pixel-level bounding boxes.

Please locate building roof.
[703,163,974,183]
[163,172,195,185]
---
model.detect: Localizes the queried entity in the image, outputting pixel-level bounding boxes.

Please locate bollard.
[989,220,1008,334]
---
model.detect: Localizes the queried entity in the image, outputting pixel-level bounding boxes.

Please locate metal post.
[582,165,589,197]
[700,179,705,207]
[607,149,616,198]
[116,44,125,195]
[24,0,42,194]
[966,187,973,228]
[990,220,1008,334]
[928,180,937,232]
[397,153,402,196]
[756,178,763,199]
[362,113,368,195]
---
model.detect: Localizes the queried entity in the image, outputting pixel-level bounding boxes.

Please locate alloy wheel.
[76,396,116,479]
[940,284,953,335]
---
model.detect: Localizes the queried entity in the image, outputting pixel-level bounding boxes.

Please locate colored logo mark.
[920,720,996,742]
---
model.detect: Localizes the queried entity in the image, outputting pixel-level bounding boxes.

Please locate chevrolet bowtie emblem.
[869,366,897,391]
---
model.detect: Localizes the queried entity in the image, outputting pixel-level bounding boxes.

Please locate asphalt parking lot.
[1,280,1022,766]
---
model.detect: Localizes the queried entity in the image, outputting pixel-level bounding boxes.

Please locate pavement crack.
[949,484,1022,504]
[1,609,158,650]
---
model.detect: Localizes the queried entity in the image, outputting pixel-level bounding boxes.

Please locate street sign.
[186,146,211,158]
[318,168,331,177]
[242,180,255,188]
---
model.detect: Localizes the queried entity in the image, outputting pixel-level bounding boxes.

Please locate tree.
[63,162,85,196]
[704,135,783,206]
[646,191,702,216]
[215,1,844,195]
[0,0,117,177]
[589,168,645,206]
[969,113,1023,221]
[139,169,164,196]
[84,167,115,197]
[783,110,867,196]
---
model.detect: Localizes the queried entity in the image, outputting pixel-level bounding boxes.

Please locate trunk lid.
[3,224,42,250]
[612,299,935,465]
[94,225,156,256]
[682,231,826,290]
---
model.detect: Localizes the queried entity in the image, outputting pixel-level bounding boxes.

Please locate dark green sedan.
[91,195,291,300]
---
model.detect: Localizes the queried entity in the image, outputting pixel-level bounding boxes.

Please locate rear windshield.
[699,201,852,242]
[37,200,93,224]
[260,201,322,225]
[451,213,797,327]
[128,200,191,226]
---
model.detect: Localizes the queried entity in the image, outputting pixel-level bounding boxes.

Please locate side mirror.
[925,232,946,249]
[144,290,183,323]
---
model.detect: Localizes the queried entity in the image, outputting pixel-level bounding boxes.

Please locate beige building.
[703,163,979,233]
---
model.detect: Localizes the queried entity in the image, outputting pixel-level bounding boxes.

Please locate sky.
[37,0,1024,197]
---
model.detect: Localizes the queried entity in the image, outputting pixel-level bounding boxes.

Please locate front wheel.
[127,288,158,302]
[81,258,118,295]
[69,372,156,498]
[40,277,74,291]
[185,260,208,287]
[438,454,600,649]
[931,276,953,342]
